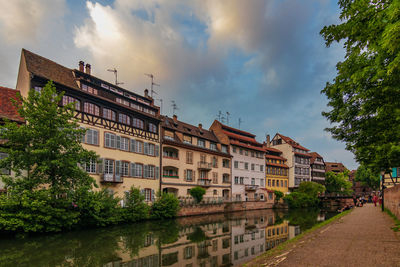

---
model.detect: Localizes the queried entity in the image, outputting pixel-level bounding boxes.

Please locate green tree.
[274,190,284,202]
[0,81,97,194]
[320,1,400,176]
[122,186,150,222]
[150,192,180,219]
[325,171,353,195]
[355,164,380,190]
[190,186,206,203]
[297,181,326,197]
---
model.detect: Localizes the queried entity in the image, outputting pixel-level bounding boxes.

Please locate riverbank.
[244,204,400,267]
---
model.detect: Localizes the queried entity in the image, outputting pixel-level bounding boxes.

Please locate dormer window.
[164,130,174,140]
[197,139,205,148]
[81,84,98,95]
[210,142,217,151]
[183,135,192,144]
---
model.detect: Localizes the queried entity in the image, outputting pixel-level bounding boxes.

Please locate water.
[0,209,337,267]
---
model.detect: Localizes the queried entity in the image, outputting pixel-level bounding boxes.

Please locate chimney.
[144,89,149,98]
[79,61,84,72]
[198,123,202,129]
[173,115,178,123]
[266,134,270,147]
[85,63,91,75]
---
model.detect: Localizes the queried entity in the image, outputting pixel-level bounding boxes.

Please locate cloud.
[0,0,66,43]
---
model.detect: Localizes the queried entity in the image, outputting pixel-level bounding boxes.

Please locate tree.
[325,171,353,195]
[320,1,400,176]
[190,186,206,203]
[274,190,284,202]
[355,165,380,190]
[297,181,325,197]
[0,81,97,194]
[150,192,180,219]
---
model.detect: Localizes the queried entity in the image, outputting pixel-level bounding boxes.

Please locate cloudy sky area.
[0,0,358,169]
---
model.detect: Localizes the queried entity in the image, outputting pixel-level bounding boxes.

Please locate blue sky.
[0,0,358,169]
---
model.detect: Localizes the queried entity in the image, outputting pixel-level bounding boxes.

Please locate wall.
[384,184,400,219]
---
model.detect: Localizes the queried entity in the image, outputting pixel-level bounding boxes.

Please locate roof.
[22,49,79,90]
[266,162,289,169]
[162,116,219,143]
[294,151,312,158]
[0,87,23,122]
[276,133,309,151]
[308,152,324,164]
[230,139,265,152]
[265,154,287,161]
[219,121,255,138]
[222,130,261,145]
[264,146,282,153]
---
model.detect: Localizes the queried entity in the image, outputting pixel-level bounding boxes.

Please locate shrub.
[283,191,320,209]
[297,181,325,197]
[150,192,180,219]
[122,187,150,222]
[190,186,206,203]
[274,190,284,202]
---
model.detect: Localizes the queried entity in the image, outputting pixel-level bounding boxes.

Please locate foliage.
[189,186,206,203]
[274,190,284,202]
[325,171,353,195]
[0,81,97,194]
[355,165,380,190]
[320,0,400,173]
[0,189,80,233]
[283,192,320,209]
[297,181,325,198]
[187,226,207,243]
[121,187,150,222]
[150,192,180,219]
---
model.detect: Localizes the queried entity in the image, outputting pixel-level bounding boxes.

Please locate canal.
[0,209,337,267]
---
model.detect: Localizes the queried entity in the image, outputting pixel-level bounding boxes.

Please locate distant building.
[308,152,325,185]
[325,162,348,174]
[264,146,289,194]
[210,120,267,202]
[270,133,311,189]
[160,115,232,199]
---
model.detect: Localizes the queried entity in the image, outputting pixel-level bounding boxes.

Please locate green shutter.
[393,167,398,178]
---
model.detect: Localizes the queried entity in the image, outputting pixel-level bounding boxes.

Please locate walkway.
[246,204,400,267]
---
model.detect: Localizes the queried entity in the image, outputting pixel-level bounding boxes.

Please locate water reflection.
[0,209,336,267]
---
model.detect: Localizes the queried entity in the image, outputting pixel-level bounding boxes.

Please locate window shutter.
[155,145,159,157]
[140,189,145,196]
[130,139,135,152]
[130,163,135,177]
[144,165,149,178]
[144,142,149,155]
[151,189,155,202]
[93,130,99,145]
[98,158,104,174]
[184,170,187,181]
[193,170,196,181]
[80,127,86,143]
[393,167,398,178]
[116,136,121,149]
[104,133,109,147]
[155,166,159,180]
[115,160,121,181]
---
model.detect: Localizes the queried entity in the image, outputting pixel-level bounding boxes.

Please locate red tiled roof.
[0,87,23,122]
[230,140,265,152]
[308,152,324,164]
[219,122,255,138]
[265,154,286,161]
[222,130,260,145]
[266,162,289,168]
[277,133,309,151]
[295,151,312,158]
[264,146,282,153]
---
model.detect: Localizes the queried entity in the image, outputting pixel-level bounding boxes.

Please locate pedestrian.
[372,194,378,207]
[353,195,357,207]
[379,194,382,206]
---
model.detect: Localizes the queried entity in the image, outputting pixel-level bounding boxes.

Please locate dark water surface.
[0,209,337,267]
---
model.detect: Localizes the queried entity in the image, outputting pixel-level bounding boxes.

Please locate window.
[118,113,130,125]
[212,172,218,184]
[210,142,217,151]
[144,188,152,202]
[84,128,99,145]
[149,123,157,133]
[104,159,114,175]
[62,95,80,110]
[186,151,193,164]
[212,157,218,168]
[285,180,287,187]
[251,178,255,185]
[261,179,264,187]
[81,84,98,95]
[84,102,99,116]
[251,163,255,171]
[148,165,155,178]
[223,174,230,183]
[234,161,239,169]
[232,146,236,153]
[183,135,192,144]
[164,130,174,140]
[122,161,129,176]
[222,159,230,168]
[85,158,96,173]
[200,154,206,163]
[197,139,205,147]
[260,165,264,172]
[235,176,239,184]
[0,152,10,175]
[268,179,271,186]
[146,143,155,156]
[199,170,207,179]
[213,190,218,195]
[103,108,116,121]
[239,148,243,155]
[244,162,249,170]
[133,163,143,177]
[186,169,193,181]
[132,118,144,129]
[245,150,248,156]
[104,132,116,148]
[184,246,193,259]
[281,180,283,187]
[120,137,129,151]
[240,177,244,184]
[272,180,275,186]
[135,140,143,153]
[221,145,228,153]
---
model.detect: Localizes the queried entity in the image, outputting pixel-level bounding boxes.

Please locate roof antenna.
[171,100,179,116]
[157,98,163,114]
[217,110,222,121]
[238,118,243,129]
[107,68,124,86]
[226,112,230,125]
[145,73,160,98]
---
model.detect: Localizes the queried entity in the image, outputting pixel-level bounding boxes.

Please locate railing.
[198,179,211,186]
[162,175,179,178]
[101,174,123,183]
[245,185,258,191]
[179,196,231,206]
[197,162,212,169]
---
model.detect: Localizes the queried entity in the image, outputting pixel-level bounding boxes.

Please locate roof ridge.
[22,48,73,72]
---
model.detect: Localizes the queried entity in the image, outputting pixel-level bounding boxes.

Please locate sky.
[0,0,358,170]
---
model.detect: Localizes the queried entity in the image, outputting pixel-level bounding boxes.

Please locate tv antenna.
[107,68,124,86]
[157,98,163,114]
[217,110,222,121]
[238,118,243,129]
[226,112,230,125]
[171,100,179,116]
[145,73,160,98]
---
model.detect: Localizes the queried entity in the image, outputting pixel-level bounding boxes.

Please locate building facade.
[325,162,348,174]
[269,133,311,189]
[264,147,289,194]
[308,152,325,185]
[15,49,161,200]
[160,115,232,199]
[210,120,266,201]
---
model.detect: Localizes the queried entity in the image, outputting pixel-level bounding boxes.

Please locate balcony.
[197,162,212,170]
[198,179,211,187]
[101,174,123,183]
[245,185,258,191]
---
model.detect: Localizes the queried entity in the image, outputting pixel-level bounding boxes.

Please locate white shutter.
[93,129,99,145]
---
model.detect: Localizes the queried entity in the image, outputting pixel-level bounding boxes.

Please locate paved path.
[246,204,400,267]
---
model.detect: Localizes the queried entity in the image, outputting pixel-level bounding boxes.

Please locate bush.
[274,190,284,202]
[0,189,79,233]
[150,192,180,219]
[283,191,320,209]
[297,182,325,197]
[121,187,150,222]
[190,186,206,203]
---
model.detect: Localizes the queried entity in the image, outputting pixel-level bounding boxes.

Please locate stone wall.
[384,184,400,219]
[177,201,274,217]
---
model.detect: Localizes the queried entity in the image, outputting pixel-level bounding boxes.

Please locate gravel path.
[245,204,400,267]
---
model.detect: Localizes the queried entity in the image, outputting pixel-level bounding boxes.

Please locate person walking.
[372,194,378,207]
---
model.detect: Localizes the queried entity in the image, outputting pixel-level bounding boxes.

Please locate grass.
[384,208,400,232]
[243,209,353,266]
